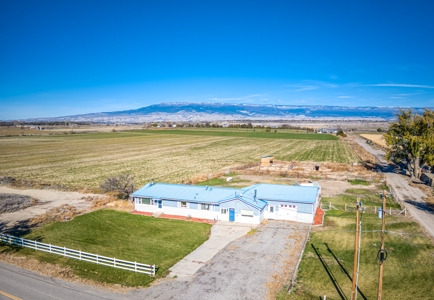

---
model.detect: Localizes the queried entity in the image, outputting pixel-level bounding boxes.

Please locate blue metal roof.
[132,183,239,204]
[241,184,319,203]
[132,182,320,208]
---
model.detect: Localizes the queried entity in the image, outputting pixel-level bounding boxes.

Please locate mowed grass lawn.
[0,130,357,190]
[283,188,434,299]
[0,210,211,286]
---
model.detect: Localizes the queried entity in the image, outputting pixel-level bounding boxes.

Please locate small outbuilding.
[260,156,274,167]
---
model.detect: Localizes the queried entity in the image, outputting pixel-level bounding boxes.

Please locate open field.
[360,133,388,148]
[283,186,434,300]
[0,210,211,287]
[138,128,339,140]
[0,131,358,190]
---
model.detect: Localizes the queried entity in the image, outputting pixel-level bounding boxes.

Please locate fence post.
[21,238,23,247]
[114,258,116,267]
[135,261,137,272]
[64,246,66,256]
[49,244,52,253]
[329,202,331,210]
[97,254,99,263]
[35,240,37,250]
[79,250,81,260]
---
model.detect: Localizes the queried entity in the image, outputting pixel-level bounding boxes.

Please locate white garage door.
[277,204,297,220]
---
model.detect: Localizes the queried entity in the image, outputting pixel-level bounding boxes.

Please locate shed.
[260,156,274,167]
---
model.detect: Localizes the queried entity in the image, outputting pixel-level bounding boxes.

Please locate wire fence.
[0,233,155,276]
[320,201,407,217]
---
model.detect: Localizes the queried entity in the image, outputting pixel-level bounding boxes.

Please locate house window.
[221,208,227,214]
[270,206,274,213]
[201,204,211,210]
[180,201,187,208]
[141,198,153,205]
[241,209,254,217]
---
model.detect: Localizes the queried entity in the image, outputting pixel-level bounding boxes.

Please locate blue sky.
[1,0,434,120]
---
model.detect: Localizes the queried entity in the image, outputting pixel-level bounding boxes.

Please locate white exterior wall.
[135,203,159,213]
[233,213,261,224]
[296,212,314,223]
[135,203,261,224]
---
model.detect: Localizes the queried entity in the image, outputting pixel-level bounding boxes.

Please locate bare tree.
[100,173,136,198]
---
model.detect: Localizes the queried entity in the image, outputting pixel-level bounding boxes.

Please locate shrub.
[100,173,136,199]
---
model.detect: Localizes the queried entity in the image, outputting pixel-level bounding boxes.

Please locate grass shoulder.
[0,209,212,287]
[282,188,434,299]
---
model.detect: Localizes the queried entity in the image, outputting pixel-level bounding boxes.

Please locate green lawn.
[0,210,211,286]
[281,190,434,300]
[133,128,339,140]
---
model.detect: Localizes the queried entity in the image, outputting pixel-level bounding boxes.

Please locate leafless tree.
[100,173,136,199]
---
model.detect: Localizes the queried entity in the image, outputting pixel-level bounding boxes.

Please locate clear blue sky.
[1,0,433,120]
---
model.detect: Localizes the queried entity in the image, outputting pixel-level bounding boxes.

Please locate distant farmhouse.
[318,128,338,134]
[131,182,321,224]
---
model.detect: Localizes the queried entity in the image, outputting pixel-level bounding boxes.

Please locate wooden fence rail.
[0,233,155,276]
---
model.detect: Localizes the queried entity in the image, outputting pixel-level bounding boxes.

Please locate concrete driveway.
[135,221,310,300]
[169,221,256,278]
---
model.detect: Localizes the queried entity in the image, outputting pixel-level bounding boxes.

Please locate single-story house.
[131,182,321,224]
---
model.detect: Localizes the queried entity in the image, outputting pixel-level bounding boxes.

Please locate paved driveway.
[134,221,310,300]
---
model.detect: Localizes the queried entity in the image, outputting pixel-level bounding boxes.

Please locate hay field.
[0,131,358,190]
[360,133,388,148]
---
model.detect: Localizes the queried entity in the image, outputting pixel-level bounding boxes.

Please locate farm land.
[0,129,357,191]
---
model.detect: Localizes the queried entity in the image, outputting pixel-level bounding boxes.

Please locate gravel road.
[354,136,434,238]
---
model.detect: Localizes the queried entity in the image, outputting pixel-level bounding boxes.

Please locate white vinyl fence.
[0,233,155,276]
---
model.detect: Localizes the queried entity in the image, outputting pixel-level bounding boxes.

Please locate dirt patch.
[0,193,38,214]
[28,204,84,226]
[236,160,380,182]
[0,186,108,230]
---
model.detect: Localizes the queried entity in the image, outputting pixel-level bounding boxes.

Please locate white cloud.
[367,83,434,88]
[293,85,319,92]
[209,94,264,101]
[337,96,354,99]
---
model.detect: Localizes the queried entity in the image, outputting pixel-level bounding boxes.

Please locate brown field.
[360,133,388,148]
[0,131,358,191]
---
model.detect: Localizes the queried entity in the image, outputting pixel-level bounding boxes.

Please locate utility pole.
[351,198,361,300]
[377,190,387,300]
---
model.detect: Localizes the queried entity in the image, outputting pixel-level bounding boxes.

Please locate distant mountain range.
[29,102,429,123]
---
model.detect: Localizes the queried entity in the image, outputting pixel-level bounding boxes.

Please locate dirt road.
[354,136,434,238]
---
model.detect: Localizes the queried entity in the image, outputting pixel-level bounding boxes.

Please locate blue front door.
[157,200,162,209]
[229,208,235,222]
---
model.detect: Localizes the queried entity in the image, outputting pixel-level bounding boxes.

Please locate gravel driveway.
[132,221,310,300]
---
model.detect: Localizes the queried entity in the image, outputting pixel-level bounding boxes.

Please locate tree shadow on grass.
[311,244,347,300]
[404,199,434,215]
[325,243,367,300]
[0,219,33,236]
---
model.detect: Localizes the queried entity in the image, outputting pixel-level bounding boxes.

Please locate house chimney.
[254,189,257,203]
[151,178,154,185]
